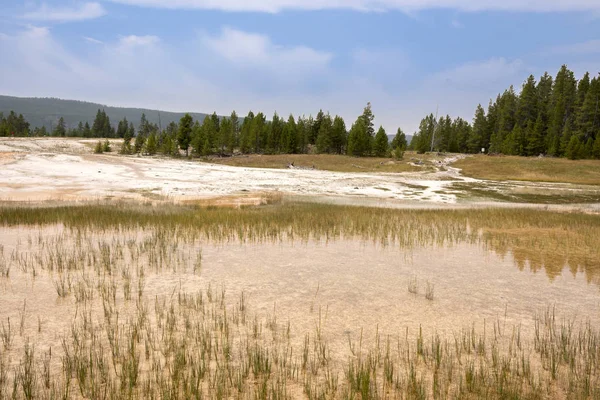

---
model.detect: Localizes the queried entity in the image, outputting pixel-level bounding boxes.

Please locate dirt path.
[1,138,599,209]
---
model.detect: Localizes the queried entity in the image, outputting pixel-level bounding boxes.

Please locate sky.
[1,1,599,133]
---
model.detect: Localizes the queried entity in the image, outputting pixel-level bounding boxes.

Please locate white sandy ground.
[1,137,600,211]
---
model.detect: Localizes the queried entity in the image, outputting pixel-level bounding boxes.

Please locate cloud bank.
[22,2,106,22]
[107,0,600,13]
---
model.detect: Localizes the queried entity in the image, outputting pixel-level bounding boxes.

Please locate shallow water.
[1,225,599,371]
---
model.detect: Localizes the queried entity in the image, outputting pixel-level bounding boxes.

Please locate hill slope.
[0,95,210,130]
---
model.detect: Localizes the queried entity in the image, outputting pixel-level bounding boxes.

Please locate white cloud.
[107,0,600,13]
[547,39,600,55]
[84,36,103,44]
[22,2,106,22]
[117,35,160,51]
[201,27,332,72]
[429,57,525,89]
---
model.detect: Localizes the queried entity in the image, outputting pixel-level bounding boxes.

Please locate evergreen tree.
[145,133,157,155]
[490,87,517,153]
[315,114,334,153]
[565,135,582,160]
[251,113,267,153]
[239,111,254,153]
[516,75,538,128]
[547,65,577,156]
[281,114,297,154]
[361,102,376,138]
[177,113,193,156]
[83,122,91,138]
[468,105,487,153]
[391,128,407,152]
[229,111,239,153]
[373,126,389,157]
[267,112,283,153]
[116,118,129,138]
[296,116,309,154]
[53,117,66,137]
[526,114,545,156]
[576,76,600,141]
[134,132,145,154]
[331,116,347,154]
[346,118,366,156]
[310,110,324,145]
[218,117,232,155]
[414,114,436,154]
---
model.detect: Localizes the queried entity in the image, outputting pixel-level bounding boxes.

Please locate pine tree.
[134,132,145,154]
[565,135,582,160]
[547,65,577,156]
[414,114,436,154]
[239,111,254,153]
[281,115,297,154]
[347,118,370,157]
[218,117,232,155]
[92,109,104,138]
[516,75,538,129]
[120,122,134,155]
[331,116,347,154]
[116,118,129,138]
[490,87,517,153]
[229,111,239,153]
[83,122,91,138]
[53,117,66,137]
[267,112,283,154]
[373,126,389,157]
[145,133,157,155]
[468,105,487,153]
[177,114,193,156]
[315,114,334,153]
[310,110,324,145]
[576,77,600,141]
[391,128,407,151]
[526,114,545,156]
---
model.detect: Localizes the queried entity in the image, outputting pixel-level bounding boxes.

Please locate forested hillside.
[0,96,209,131]
[410,66,600,160]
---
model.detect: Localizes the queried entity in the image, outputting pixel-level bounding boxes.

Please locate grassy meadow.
[453,155,600,186]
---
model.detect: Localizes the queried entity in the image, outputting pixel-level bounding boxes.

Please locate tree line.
[410,66,600,159]
[3,65,598,160]
[1,103,409,158]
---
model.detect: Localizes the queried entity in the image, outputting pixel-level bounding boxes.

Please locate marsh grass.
[1,201,598,281]
[0,202,599,398]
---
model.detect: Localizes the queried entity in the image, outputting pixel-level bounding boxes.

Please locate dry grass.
[453,155,600,186]
[207,153,423,173]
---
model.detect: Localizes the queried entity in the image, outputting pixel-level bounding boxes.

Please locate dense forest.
[410,66,600,160]
[1,66,599,160]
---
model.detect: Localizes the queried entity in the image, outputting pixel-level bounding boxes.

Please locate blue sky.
[1,1,599,133]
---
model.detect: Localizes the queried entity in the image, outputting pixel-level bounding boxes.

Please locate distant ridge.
[0,95,211,130]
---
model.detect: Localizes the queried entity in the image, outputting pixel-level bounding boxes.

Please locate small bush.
[94,141,103,154]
